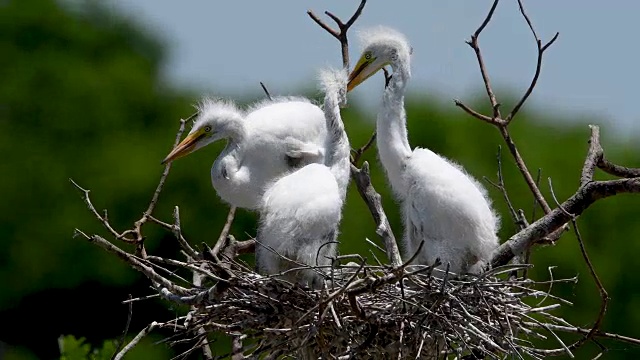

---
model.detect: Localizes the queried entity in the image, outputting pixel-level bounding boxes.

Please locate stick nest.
[157,254,577,360]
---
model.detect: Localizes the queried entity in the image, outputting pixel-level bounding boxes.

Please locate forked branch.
[455,0,559,236]
[310,1,401,266]
[308,0,367,69]
[491,126,640,267]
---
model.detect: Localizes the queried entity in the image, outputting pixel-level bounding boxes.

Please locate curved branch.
[491,177,640,267]
[350,162,402,267]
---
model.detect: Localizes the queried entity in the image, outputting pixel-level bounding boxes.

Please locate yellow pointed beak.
[161,131,205,164]
[347,55,385,92]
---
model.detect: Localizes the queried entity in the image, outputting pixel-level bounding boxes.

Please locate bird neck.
[224,117,247,144]
[376,60,412,192]
[323,88,351,195]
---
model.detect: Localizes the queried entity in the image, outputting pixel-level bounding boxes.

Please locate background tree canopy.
[1,0,638,359]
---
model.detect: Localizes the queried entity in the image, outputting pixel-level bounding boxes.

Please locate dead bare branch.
[548,176,609,351]
[69,178,134,242]
[113,321,158,360]
[307,0,367,69]
[466,0,502,120]
[505,0,559,123]
[110,295,133,360]
[582,125,640,186]
[260,81,273,101]
[484,146,525,230]
[491,176,640,267]
[351,162,402,267]
[74,229,191,295]
[455,0,559,223]
[351,132,376,166]
[211,206,237,258]
[192,264,214,360]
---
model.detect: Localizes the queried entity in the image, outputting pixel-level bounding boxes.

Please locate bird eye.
[204,126,212,133]
[365,52,372,60]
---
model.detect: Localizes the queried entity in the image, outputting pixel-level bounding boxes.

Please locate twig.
[110,295,133,360]
[145,117,188,218]
[466,0,502,120]
[211,206,237,258]
[69,178,134,242]
[74,230,190,295]
[548,177,610,350]
[582,125,640,185]
[308,0,367,69]
[122,293,159,304]
[192,264,214,360]
[124,117,191,246]
[350,162,402,267]
[351,132,376,166]
[232,335,245,360]
[221,238,256,260]
[113,321,158,360]
[571,218,609,348]
[505,0,559,123]
[484,146,523,230]
[499,127,552,215]
[599,159,640,178]
[260,82,272,101]
[455,0,559,221]
[172,206,198,259]
[531,168,542,223]
[491,176,640,267]
[549,169,609,348]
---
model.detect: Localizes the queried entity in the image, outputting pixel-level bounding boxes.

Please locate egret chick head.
[161,98,244,164]
[318,67,348,106]
[348,26,412,92]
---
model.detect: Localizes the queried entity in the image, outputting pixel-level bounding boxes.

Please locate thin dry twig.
[172,206,199,259]
[110,295,133,360]
[308,0,367,69]
[491,125,640,267]
[454,0,558,222]
[74,229,191,296]
[69,178,134,242]
[192,264,214,360]
[484,146,525,230]
[260,82,273,101]
[123,117,191,248]
[351,162,402,267]
[351,132,376,166]
[570,219,609,347]
[113,321,158,360]
[211,206,237,258]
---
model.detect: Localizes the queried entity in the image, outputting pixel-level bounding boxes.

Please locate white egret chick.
[162,97,327,210]
[347,27,499,274]
[255,68,351,288]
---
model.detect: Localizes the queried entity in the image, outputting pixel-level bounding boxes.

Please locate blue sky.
[106,1,640,137]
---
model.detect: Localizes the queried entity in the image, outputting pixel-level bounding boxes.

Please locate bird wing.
[283,136,325,167]
[244,100,327,162]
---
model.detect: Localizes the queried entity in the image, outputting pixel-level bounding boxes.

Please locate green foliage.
[2,0,640,359]
[57,335,171,360]
[58,335,116,360]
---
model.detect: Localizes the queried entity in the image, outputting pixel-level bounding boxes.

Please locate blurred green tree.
[1,0,639,359]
